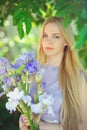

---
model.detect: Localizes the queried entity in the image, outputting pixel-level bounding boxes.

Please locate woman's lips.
[45,47,54,50]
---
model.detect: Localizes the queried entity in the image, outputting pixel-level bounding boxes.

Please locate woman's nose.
[46,40,52,45]
[46,37,52,43]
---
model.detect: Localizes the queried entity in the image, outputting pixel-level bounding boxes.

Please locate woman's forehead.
[43,23,61,35]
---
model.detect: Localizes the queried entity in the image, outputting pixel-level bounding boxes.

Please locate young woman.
[19,16,87,130]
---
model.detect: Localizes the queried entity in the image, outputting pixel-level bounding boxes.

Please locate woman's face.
[42,23,66,57]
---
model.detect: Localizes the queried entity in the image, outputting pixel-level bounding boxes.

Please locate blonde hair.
[37,16,85,130]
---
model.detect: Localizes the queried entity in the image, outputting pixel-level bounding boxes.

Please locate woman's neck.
[46,52,64,67]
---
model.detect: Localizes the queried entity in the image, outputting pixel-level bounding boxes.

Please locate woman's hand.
[21,115,30,127]
[19,114,30,130]
[19,114,63,130]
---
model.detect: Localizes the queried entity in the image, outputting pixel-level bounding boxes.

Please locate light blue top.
[29,65,63,124]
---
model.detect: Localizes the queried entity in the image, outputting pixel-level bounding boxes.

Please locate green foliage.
[54,0,87,49]
[74,25,87,48]
[17,18,24,39]
[0,0,87,46]
[13,9,32,38]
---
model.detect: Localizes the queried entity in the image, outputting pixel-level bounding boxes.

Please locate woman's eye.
[53,35,59,39]
[43,34,48,38]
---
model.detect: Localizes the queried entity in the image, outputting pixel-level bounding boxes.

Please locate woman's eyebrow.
[52,33,61,35]
[43,32,47,34]
[43,32,60,35]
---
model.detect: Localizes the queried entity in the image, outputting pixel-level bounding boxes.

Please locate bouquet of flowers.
[0,51,54,130]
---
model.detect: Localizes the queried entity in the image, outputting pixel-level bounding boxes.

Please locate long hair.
[37,16,85,130]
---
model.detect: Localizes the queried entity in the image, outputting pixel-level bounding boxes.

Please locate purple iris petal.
[41,82,46,89]
[0,68,7,75]
[11,51,35,70]
[11,57,25,69]
[0,57,8,65]
[12,74,21,82]
[11,63,21,69]
[25,51,35,60]
[0,58,11,71]
[3,76,12,87]
[25,59,39,75]
[18,51,35,63]
[16,58,24,65]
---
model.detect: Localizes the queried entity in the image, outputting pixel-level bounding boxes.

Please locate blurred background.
[0,0,87,130]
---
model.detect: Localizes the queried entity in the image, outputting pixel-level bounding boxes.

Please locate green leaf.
[55,5,70,18]
[32,1,42,15]
[17,18,24,39]
[74,25,87,48]
[46,0,53,2]
[18,0,29,8]
[81,9,87,19]
[13,9,32,37]
[12,9,23,25]
[63,17,72,27]
[83,0,87,10]
[12,9,26,22]
[13,9,23,20]
[24,16,32,34]
[54,0,68,10]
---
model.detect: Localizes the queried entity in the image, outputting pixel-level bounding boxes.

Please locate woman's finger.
[21,115,30,127]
